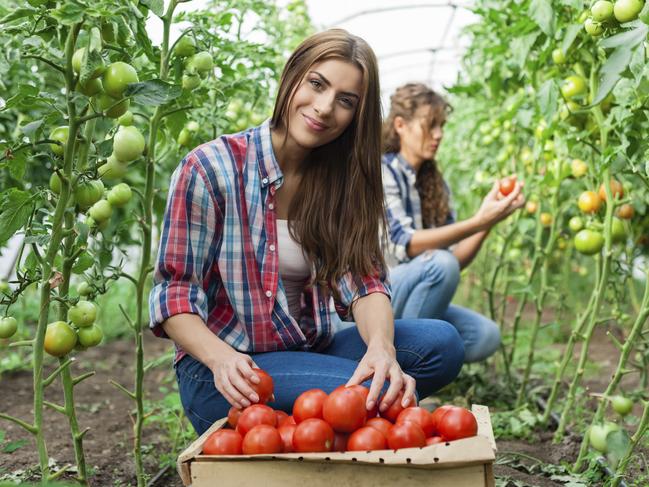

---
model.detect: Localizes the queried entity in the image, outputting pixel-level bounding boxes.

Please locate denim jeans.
[176,318,464,435]
[389,249,501,363]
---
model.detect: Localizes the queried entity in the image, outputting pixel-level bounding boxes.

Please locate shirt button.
[265,290,272,298]
[262,178,269,185]
[268,203,274,210]
[269,244,276,252]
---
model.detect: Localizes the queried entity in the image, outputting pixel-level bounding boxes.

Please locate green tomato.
[574,229,604,255]
[571,158,588,178]
[113,126,145,162]
[561,75,588,99]
[74,179,105,209]
[107,183,132,207]
[186,121,200,132]
[0,281,9,294]
[182,73,201,90]
[97,93,130,119]
[98,155,129,181]
[552,48,566,64]
[76,282,92,296]
[117,111,134,126]
[611,217,627,243]
[174,35,196,57]
[49,172,62,194]
[568,216,585,233]
[76,78,103,97]
[77,324,103,348]
[186,51,213,74]
[85,216,108,231]
[49,126,69,156]
[592,0,615,21]
[72,47,104,79]
[589,422,619,453]
[44,321,77,357]
[102,61,139,98]
[611,395,634,416]
[67,300,97,327]
[614,0,644,22]
[177,127,192,147]
[584,18,605,35]
[0,317,18,339]
[88,199,113,223]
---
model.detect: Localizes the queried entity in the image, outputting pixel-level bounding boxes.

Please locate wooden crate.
[177,404,497,487]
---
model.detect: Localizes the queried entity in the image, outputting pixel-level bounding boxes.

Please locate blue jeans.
[389,249,501,363]
[176,318,464,435]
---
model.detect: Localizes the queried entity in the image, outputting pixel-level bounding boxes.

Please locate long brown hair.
[383,83,451,228]
[271,29,386,299]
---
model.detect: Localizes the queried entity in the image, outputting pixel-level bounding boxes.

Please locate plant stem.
[611,401,649,486]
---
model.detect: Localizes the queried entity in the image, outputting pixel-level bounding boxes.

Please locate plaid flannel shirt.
[149,120,391,363]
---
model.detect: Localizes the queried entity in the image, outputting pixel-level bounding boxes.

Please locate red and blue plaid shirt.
[149,120,391,362]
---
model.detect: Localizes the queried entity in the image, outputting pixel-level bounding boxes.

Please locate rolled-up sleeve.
[333,265,392,321]
[382,165,414,263]
[148,155,220,338]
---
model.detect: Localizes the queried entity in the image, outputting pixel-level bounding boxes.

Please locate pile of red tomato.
[201,369,478,456]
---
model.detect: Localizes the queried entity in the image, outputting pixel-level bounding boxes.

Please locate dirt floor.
[0,322,645,486]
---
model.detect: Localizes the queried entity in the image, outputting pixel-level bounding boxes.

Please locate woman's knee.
[423,250,460,291]
[464,319,501,363]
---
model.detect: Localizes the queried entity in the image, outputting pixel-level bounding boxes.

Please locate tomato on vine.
[0,317,18,339]
[578,191,601,214]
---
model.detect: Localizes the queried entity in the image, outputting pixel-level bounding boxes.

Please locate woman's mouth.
[303,114,328,132]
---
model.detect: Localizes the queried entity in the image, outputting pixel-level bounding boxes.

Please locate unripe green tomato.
[182,73,201,90]
[49,126,69,156]
[174,35,196,57]
[49,172,62,194]
[592,0,615,21]
[98,154,129,181]
[113,126,145,162]
[186,121,200,132]
[102,61,139,98]
[0,317,18,339]
[611,217,627,243]
[97,93,130,119]
[76,282,92,296]
[187,51,213,74]
[568,216,584,233]
[86,216,109,231]
[589,422,619,453]
[614,0,644,22]
[571,158,588,178]
[74,179,105,209]
[584,18,605,35]
[0,281,9,294]
[578,10,591,23]
[107,183,132,207]
[574,229,604,255]
[561,75,588,99]
[76,78,103,97]
[67,300,97,327]
[77,324,103,348]
[88,199,113,223]
[72,47,105,79]
[177,128,192,147]
[44,321,77,357]
[611,395,634,416]
[552,48,566,64]
[117,111,134,126]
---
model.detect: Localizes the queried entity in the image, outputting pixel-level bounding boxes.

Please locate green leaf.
[0,189,33,246]
[140,0,164,17]
[511,32,540,69]
[2,439,28,454]
[600,24,648,49]
[50,3,85,26]
[8,151,26,181]
[124,80,182,106]
[592,45,635,105]
[20,120,44,141]
[529,0,555,36]
[606,429,630,470]
[0,7,38,25]
[538,79,558,123]
[72,252,94,274]
[561,24,582,55]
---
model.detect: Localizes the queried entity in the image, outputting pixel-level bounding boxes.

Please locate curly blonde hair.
[383,83,451,228]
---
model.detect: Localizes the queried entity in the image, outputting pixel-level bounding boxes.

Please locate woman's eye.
[339,97,353,108]
[309,79,322,89]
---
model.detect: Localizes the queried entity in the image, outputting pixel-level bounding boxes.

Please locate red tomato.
[323,387,367,433]
[279,415,297,427]
[242,424,283,455]
[436,406,478,441]
[387,422,426,450]
[292,418,335,452]
[278,424,296,453]
[227,407,241,429]
[396,407,435,437]
[426,436,444,446]
[251,368,274,404]
[236,404,276,437]
[347,426,387,451]
[499,177,515,196]
[366,417,393,438]
[345,384,379,418]
[293,389,328,423]
[379,391,408,423]
[430,405,454,432]
[275,410,289,426]
[202,429,243,455]
[332,432,348,452]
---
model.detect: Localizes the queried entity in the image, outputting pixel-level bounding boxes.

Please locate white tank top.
[276,219,311,319]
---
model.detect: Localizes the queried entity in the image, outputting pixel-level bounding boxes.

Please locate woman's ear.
[393,115,406,136]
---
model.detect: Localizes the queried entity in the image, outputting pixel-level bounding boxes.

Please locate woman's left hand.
[346,342,417,413]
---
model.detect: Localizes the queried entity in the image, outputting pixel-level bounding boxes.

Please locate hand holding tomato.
[475,177,525,229]
[345,343,417,417]
[209,348,269,409]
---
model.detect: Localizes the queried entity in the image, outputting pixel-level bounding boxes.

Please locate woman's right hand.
[474,177,525,229]
[209,348,264,409]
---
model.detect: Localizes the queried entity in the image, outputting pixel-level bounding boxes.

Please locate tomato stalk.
[610,400,649,486]
[573,266,649,470]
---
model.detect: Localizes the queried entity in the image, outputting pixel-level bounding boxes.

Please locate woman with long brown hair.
[382,83,524,363]
[149,32,464,435]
